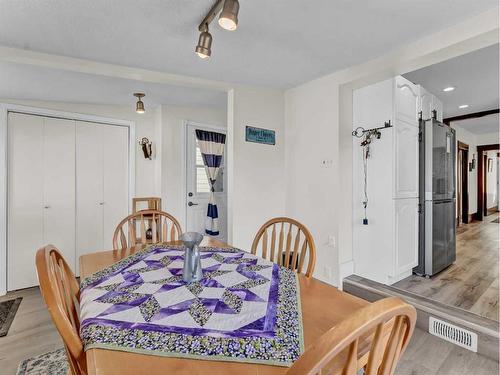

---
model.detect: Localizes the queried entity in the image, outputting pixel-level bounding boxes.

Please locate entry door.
[186,124,227,241]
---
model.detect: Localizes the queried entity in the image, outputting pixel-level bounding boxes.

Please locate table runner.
[80,245,304,367]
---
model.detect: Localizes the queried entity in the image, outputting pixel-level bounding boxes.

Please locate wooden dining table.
[79,237,369,375]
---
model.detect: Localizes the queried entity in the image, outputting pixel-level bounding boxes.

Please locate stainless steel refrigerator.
[414,118,456,276]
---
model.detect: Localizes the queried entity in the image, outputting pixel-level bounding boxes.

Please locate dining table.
[79,237,369,375]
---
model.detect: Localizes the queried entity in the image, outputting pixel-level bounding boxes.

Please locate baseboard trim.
[343,275,499,361]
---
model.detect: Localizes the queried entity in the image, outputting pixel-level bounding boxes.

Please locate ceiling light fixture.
[459,104,469,109]
[218,0,239,31]
[195,24,212,59]
[443,86,455,92]
[195,0,240,59]
[134,93,146,114]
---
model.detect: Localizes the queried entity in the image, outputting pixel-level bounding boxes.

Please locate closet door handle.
[44,205,50,209]
[99,202,105,206]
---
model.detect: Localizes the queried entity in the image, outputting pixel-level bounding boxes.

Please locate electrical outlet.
[320,159,333,168]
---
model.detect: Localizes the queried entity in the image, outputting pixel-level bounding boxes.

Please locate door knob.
[188,202,198,207]
[44,205,50,209]
[99,202,105,205]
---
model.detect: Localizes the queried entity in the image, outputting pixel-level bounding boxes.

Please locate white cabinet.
[8,113,130,290]
[394,121,419,198]
[395,76,419,125]
[8,114,76,290]
[394,198,419,276]
[352,75,420,285]
[418,85,443,121]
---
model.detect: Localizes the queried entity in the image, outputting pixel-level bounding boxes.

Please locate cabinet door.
[8,113,44,290]
[76,122,104,260]
[394,121,419,198]
[395,76,419,126]
[43,117,76,272]
[432,95,444,122]
[395,198,419,274]
[102,125,129,249]
[419,86,433,120]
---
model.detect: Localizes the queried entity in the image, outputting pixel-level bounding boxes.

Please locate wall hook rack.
[351,121,392,138]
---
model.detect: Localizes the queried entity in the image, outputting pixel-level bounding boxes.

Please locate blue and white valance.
[195,129,226,236]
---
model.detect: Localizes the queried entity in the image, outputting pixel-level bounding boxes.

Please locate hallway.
[394,212,499,321]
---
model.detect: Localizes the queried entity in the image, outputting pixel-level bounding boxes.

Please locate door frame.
[477,143,500,221]
[182,120,227,234]
[457,141,469,225]
[0,103,136,295]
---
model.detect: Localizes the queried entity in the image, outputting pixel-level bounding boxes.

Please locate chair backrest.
[132,197,162,213]
[251,217,316,277]
[112,209,182,250]
[286,297,416,375]
[35,245,86,375]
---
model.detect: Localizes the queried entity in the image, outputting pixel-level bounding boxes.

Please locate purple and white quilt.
[79,245,304,367]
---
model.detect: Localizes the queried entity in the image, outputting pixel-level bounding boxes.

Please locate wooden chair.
[112,209,182,250]
[35,245,86,375]
[251,217,316,277]
[286,297,417,375]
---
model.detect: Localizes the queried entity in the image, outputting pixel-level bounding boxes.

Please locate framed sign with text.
[245,126,276,145]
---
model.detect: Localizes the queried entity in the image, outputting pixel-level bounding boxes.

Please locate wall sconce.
[469,154,476,171]
[138,137,153,160]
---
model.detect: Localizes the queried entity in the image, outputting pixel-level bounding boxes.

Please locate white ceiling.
[403,44,499,118]
[452,113,499,135]
[0,61,227,108]
[0,0,497,88]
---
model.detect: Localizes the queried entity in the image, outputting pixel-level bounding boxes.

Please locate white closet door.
[76,122,104,259]
[8,113,44,290]
[43,117,76,272]
[102,125,129,249]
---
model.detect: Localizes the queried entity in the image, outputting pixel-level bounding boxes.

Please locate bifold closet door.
[76,122,129,258]
[102,125,129,249]
[76,122,105,258]
[8,113,76,290]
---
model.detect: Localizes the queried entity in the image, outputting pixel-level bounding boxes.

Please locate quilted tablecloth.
[79,245,304,367]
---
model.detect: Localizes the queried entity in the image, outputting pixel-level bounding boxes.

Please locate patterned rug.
[0,297,22,337]
[80,244,304,367]
[16,348,68,375]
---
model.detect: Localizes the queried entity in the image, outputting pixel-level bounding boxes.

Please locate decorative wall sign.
[245,126,276,145]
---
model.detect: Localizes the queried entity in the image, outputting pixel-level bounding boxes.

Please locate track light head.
[195,28,212,59]
[218,0,239,31]
[133,93,145,114]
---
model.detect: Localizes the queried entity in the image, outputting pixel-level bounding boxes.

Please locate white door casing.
[185,123,227,242]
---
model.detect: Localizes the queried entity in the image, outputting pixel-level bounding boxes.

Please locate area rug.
[492,217,500,223]
[16,348,68,375]
[0,297,22,337]
[80,244,304,367]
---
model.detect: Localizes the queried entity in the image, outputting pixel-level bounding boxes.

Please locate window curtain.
[195,129,226,236]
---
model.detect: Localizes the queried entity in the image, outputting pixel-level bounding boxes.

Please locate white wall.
[283,8,498,286]
[477,131,500,145]
[452,123,479,214]
[228,86,286,252]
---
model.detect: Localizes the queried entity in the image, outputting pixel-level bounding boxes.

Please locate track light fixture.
[133,93,145,114]
[195,24,212,59]
[218,0,239,31]
[195,0,240,59]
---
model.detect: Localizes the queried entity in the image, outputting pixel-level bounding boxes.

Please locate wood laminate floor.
[0,287,497,375]
[394,212,500,321]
